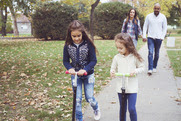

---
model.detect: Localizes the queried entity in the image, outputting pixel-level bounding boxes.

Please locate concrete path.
[83,44,181,121]
[166,49,181,51]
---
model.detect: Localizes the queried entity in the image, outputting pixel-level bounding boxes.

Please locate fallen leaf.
[48,83,52,86]
[111,101,116,104]
[67,88,72,91]
[4,100,10,104]
[175,98,181,102]
[3,72,7,76]
[24,92,30,96]
[42,72,47,77]
[10,102,16,106]
[0,73,3,76]
[49,111,55,114]
[20,73,27,77]
[11,66,16,70]
[29,100,35,105]
[36,68,40,71]
[54,119,58,121]
[99,69,102,71]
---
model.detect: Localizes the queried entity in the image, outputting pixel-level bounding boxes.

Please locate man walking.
[143,3,167,75]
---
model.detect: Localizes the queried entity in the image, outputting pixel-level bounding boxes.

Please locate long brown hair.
[114,33,143,62]
[65,20,96,50]
[125,8,139,25]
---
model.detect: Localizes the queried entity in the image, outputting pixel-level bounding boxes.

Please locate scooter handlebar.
[115,73,135,77]
[65,71,87,75]
[65,71,69,74]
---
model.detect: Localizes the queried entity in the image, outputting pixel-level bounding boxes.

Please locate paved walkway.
[166,49,181,51]
[83,43,181,121]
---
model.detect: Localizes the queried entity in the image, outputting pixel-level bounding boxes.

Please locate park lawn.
[0,39,144,121]
[165,36,181,77]
[5,34,32,37]
[167,29,181,37]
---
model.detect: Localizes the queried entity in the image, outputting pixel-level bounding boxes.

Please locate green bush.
[79,17,90,31]
[32,2,78,40]
[178,30,181,34]
[94,2,144,39]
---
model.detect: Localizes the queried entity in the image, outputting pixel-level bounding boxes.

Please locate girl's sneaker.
[147,70,152,76]
[94,108,101,120]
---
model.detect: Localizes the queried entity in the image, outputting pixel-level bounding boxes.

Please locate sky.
[100,0,109,3]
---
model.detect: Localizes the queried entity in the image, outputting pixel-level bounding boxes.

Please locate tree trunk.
[90,0,100,41]
[0,7,7,36]
[31,22,33,36]
[9,3,19,36]
[176,1,181,16]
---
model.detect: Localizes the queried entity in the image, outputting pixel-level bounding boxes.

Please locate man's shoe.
[94,108,101,120]
[153,68,157,73]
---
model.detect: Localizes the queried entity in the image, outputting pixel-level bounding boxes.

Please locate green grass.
[167,29,181,37]
[4,34,32,37]
[165,36,181,77]
[0,39,144,120]
[167,51,181,76]
[169,33,181,37]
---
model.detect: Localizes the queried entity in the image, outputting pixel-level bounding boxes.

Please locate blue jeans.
[147,38,162,70]
[71,73,98,121]
[118,93,137,121]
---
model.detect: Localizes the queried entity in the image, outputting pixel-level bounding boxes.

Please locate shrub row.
[32,2,144,40]
[32,2,78,40]
[94,2,144,39]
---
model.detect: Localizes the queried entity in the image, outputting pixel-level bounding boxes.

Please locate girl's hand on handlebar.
[68,68,76,75]
[110,70,115,78]
[78,69,87,76]
[130,71,136,77]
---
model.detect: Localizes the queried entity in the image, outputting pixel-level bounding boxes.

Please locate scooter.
[66,71,87,121]
[115,73,133,121]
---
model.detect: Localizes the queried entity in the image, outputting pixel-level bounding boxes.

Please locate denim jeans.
[147,38,162,70]
[71,73,98,121]
[118,93,137,121]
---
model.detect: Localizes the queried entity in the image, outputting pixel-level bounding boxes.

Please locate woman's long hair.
[125,8,139,25]
[65,20,96,50]
[114,33,143,62]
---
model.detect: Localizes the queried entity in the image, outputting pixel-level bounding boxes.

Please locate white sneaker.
[153,68,157,73]
[148,70,152,75]
[94,108,101,120]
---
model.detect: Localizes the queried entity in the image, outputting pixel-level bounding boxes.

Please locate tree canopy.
[134,0,181,26]
[135,0,180,17]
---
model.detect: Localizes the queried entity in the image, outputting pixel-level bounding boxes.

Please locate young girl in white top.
[110,33,144,121]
